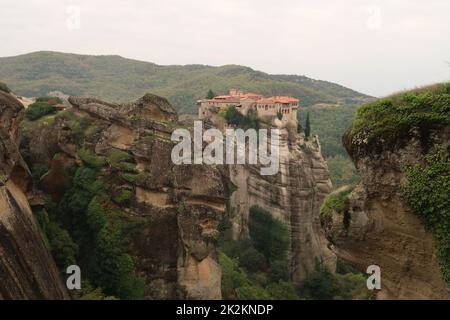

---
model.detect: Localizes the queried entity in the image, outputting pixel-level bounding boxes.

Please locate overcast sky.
[1,0,449,96]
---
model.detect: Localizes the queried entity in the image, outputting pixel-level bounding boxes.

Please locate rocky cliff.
[0,91,69,299]
[226,126,336,285]
[20,93,229,299]
[323,84,450,299]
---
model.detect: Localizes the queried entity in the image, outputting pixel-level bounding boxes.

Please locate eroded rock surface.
[229,129,336,285]
[324,125,450,299]
[0,91,68,299]
[24,94,228,299]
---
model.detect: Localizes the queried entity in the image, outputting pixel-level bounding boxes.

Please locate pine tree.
[305,112,311,139]
[206,89,216,99]
[297,122,302,133]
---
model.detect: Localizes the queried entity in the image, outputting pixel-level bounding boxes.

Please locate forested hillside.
[0,51,369,114]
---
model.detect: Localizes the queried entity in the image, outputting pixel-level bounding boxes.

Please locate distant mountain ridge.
[0,51,370,114]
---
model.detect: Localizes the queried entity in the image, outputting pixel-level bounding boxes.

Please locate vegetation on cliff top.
[25,96,61,121]
[347,83,450,147]
[223,106,259,130]
[402,146,450,284]
[0,81,11,93]
[320,187,352,226]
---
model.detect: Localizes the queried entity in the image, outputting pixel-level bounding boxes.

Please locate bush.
[268,260,289,282]
[320,188,352,223]
[266,281,300,300]
[107,149,133,164]
[301,261,370,300]
[224,106,259,129]
[113,189,133,204]
[121,172,147,184]
[0,82,10,93]
[333,273,371,300]
[219,252,251,299]
[348,83,450,147]
[301,262,336,300]
[218,207,296,299]
[25,101,56,120]
[34,209,78,270]
[236,285,272,300]
[107,149,136,172]
[248,206,290,264]
[78,148,106,169]
[72,281,118,300]
[44,158,144,299]
[31,163,49,182]
[237,242,267,273]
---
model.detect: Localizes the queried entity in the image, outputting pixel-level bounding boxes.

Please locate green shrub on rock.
[402,146,450,283]
[0,82,11,93]
[25,101,56,120]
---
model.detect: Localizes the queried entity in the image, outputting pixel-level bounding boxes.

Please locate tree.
[206,89,216,99]
[276,109,283,120]
[301,261,336,300]
[305,112,311,139]
[248,206,290,264]
[25,101,56,121]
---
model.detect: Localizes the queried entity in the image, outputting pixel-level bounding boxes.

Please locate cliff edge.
[0,90,69,299]
[322,83,450,299]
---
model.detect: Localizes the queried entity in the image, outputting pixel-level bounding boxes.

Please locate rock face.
[325,125,450,299]
[0,91,69,299]
[229,128,336,284]
[24,94,228,299]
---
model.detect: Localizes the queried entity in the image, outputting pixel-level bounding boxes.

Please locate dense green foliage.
[206,89,216,99]
[219,205,370,300]
[224,106,259,129]
[248,206,290,264]
[402,147,450,283]
[349,83,450,145]
[301,261,370,300]
[218,207,298,300]
[72,282,118,300]
[305,112,311,138]
[0,81,10,93]
[25,101,56,120]
[34,208,78,269]
[33,148,144,299]
[320,188,352,223]
[0,51,368,114]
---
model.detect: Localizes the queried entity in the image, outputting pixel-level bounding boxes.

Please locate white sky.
[0,0,449,96]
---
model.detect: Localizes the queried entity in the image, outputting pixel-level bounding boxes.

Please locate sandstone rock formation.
[22,94,228,299]
[323,124,450,299]
[0,91,69,299]
[228,128,336,285]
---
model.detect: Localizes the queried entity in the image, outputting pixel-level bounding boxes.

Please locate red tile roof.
[204,91,299,106]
